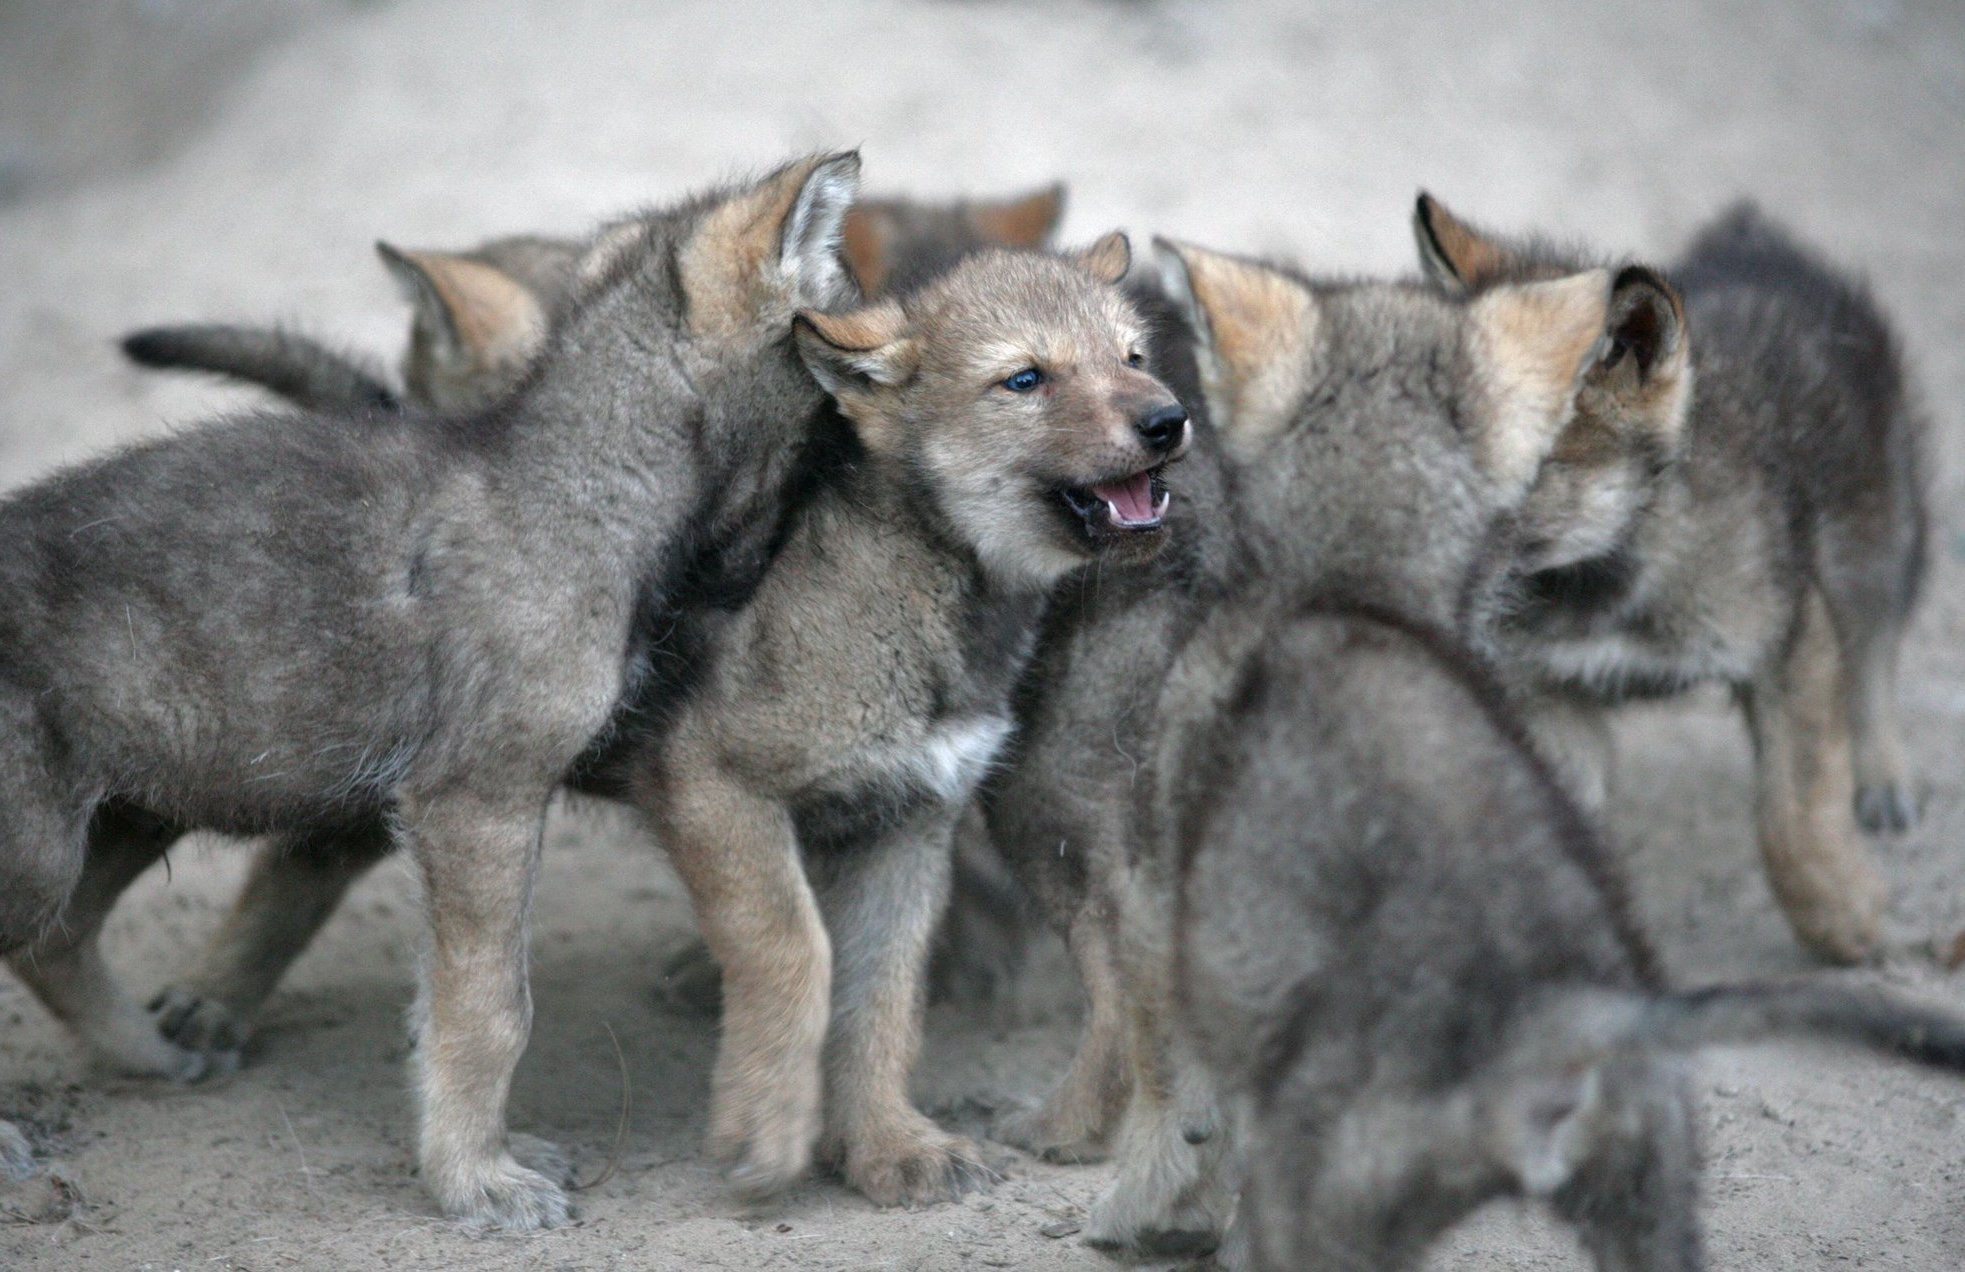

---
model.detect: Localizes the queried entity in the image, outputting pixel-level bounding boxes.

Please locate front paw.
[993,1100,1110,1164]
[149,987,249,1072]
[838,1119,1012,1208]
[710,1101,817,1202]
[429,1146,573,1232]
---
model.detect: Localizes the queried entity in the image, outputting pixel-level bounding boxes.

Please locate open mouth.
[1059,464,1171,535]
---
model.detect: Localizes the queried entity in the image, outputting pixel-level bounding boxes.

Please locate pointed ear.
[1154,238,1319,448]
[789,298,911,397]
[1492,1066,1604,1197]
[679,150,862,342]
[1075,230,1132,286]
[1467,269,1613,496]
[968,182,1067,249]
[1414,192,1515,294]
[1584,265,1692,446]
[376,241,548,366]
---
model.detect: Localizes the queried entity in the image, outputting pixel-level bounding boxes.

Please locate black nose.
[1135,403,1188,453]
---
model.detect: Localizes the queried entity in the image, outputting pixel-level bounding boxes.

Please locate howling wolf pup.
[632,232,1187,1203]
[1414,195,1929,963]
[0,152,863,1227]
[1170,597,1965,1271]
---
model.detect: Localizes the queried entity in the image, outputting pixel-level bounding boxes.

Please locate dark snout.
[1135,402,1189,456]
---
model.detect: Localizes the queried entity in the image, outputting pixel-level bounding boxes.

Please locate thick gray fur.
[1168,598,1965,1271]
[1424,197,1930,962]
[0,152,864,1228]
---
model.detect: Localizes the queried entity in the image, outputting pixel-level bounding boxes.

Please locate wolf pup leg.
[1817,511,1923,834]
[6,805,212,1081]
[993,900,1134,1162]
[646,755,831,1198]
[150,820,394,1060]
[1083,862,1233,1258]
[1743,589,1886,962]
[814,810,1007,1204]
[401,783,570,1230]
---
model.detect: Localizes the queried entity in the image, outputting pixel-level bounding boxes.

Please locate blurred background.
[1,3,1963,1269]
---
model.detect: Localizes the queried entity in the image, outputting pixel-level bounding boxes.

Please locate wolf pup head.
[1413,193,1694,574]
[1152,236,1669,621]
[795,232,1189,588]
[375,235,580,412]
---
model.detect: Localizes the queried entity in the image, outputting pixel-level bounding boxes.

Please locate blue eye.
[1126,351,1144,368]
[1003,367,1044,393]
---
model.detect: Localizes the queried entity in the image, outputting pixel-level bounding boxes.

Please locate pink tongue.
[1091,472,1157,525]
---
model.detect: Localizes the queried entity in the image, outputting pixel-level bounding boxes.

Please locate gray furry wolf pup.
[1169,597,1965,1271]
[0,152,865,1228]
[986,238,1691,1255]
[1414,194,1929,964]
[113,180,1066,1055]
[631,231,1187,1202]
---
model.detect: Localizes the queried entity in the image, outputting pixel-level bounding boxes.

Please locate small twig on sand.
[276,1099,318,1195]
[572,1021,631,1192]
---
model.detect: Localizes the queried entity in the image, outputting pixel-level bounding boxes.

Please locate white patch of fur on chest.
[884,715,1014,803]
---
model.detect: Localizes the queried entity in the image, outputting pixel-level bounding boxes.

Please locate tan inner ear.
[800,298,908,354]
[1077,231,1131,285]
[407,252,548,365]
[678,156,827,342]
[968,185,1065,248]
[840,205,893,295]
[1468,270,1611,495]
[1175,244,1319,447]
[1421,196,1512,288]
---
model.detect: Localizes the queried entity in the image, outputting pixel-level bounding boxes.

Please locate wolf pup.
[626,233,1187,1203]
[1170,598,1965,1271]
[1414,195,1929,963]
[990,240,1686,1256]
[0,152,863,1227]
[112,184,1067,1065]
[121,183,1067,416]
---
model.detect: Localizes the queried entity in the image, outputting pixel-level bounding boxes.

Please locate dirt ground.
[3,1,1964,1268]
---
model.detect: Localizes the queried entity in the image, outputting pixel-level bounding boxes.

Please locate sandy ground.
[2,1,1964,1267]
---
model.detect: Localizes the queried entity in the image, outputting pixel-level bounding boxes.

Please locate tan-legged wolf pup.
[1413,194,1929,963]
[0,153,865,1225]
[631,234,1188,1204]
[111,182,1067,1063]
[1169,596,1965,1272]
[991,240,1707,1257]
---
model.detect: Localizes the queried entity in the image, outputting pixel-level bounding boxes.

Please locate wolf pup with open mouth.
[624,232,1189,1204]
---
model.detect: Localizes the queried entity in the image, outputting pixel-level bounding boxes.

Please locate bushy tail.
[121,324,400,414]
[1634,982,1965,1071]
